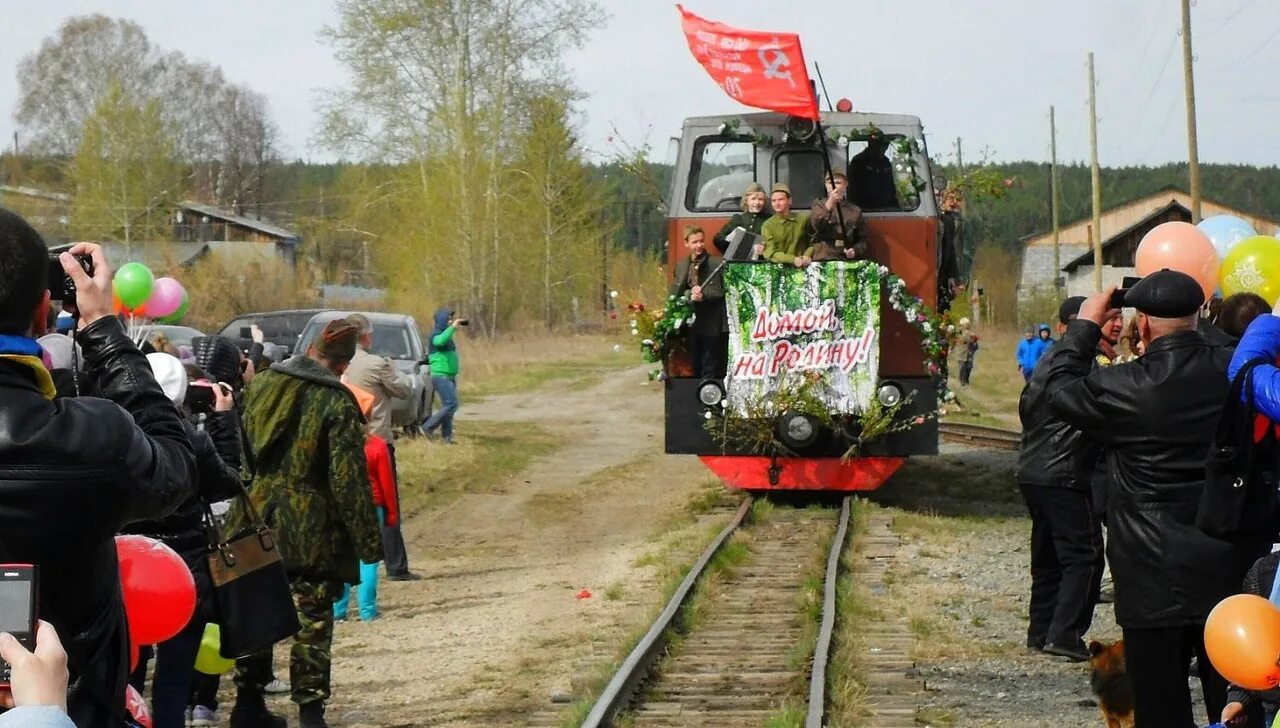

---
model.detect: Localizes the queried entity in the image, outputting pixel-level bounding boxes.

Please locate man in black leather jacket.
[0,209,196,727]
[1043,271,1255,728]
[1015,296,1107,661]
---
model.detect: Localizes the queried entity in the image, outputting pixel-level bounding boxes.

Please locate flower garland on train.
[629,295,696,379]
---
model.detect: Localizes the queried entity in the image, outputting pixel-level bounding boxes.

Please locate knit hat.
[146,353,188,405]
[316,319,358,363]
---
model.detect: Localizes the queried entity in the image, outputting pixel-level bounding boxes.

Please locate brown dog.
[1088,640,1134,728]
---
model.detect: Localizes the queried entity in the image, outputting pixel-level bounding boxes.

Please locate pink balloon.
[1135,221,1220,300]
[144,278,185,319]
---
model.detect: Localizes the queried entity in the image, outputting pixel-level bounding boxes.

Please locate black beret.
[1124,269,1205,317]
[1058,296,1087,324]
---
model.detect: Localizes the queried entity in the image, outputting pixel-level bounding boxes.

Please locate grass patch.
[763,703,806,728]
[395,421,562,516]
[459,335,634,400]
[942,326,1025,428]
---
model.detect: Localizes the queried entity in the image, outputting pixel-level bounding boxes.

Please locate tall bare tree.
[15,15,280,212]
[318,0,605,335]
[15,15,162,156]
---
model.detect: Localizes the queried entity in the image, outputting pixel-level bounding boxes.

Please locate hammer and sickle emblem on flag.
[758,38,795,88]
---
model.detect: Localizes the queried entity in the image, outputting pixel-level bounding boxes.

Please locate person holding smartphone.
[0,621,75,728]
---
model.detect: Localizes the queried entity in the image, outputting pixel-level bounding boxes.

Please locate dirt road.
[317,366,715,727]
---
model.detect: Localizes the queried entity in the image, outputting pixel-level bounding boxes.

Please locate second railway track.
[580,496,853,728]
[938,421,1021,450]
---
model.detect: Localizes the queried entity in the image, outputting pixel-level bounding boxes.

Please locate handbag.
[1197,358,1280,541]
[203,426,300,659]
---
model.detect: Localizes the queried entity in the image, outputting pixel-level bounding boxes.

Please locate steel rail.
[579,495,754,728]
[806,495,852,728]
[938,422,1021,450]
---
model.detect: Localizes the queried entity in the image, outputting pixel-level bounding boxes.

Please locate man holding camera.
[0,208,196,726]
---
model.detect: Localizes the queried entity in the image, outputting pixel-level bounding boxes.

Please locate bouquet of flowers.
[629,295,695,364]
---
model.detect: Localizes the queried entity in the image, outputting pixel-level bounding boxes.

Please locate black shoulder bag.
[1197,357,1280,541]
[202,424,300,659]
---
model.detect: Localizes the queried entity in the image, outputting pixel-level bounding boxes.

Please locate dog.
[1088,639,1134,728]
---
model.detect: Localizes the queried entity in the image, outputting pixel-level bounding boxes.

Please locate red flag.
[677,5,818,121]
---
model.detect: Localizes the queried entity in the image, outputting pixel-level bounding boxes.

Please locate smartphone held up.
[0,565,37,688]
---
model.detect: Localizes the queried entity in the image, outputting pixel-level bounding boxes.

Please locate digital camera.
[48,254,93,304]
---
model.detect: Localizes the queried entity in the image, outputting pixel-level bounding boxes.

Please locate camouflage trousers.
[235,579,338,705]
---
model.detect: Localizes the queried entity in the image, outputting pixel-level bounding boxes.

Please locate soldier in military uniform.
[229,319,383,728]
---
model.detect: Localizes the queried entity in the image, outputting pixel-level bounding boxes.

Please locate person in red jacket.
[334,383,399,621]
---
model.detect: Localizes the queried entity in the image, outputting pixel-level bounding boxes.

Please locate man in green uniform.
[229,318,383,728]
[761,182,811,267]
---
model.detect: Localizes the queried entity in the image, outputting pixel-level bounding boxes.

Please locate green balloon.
[113,262,155,310]
[158,292,190,324]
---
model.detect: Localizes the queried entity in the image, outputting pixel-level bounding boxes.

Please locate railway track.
[579,496,852,728]
[938,421,1021,451]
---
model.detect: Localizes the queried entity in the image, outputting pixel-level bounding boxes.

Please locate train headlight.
[876,382,903,408]
[776,411,820,449]
[697,379,726,407]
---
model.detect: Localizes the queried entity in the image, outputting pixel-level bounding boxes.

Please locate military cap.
[770,182,791,197]
[1123,269,1204,317]
[1058,296,1087,324]
[316,318,359,362]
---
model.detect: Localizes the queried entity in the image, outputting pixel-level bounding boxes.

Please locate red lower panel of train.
[699,455,905,491]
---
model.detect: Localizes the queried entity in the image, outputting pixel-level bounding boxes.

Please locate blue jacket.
[0,707,76,728]
[1016,338,1038,371]
[1230,314,1280,417]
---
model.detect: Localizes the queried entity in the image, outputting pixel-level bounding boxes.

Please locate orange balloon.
[1204,594,1280,690]
[1135,221,1221,300]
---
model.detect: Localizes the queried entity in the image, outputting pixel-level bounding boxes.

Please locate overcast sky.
[2,0,1277,168]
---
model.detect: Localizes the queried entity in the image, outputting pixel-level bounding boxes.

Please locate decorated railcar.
[662,111,945,491]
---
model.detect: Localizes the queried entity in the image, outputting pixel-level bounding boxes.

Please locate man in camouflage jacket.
[229,318,383,728]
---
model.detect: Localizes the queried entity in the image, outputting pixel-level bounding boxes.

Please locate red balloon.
[115,535,195,646]
[125,684,152,728]
[129,642,139,671]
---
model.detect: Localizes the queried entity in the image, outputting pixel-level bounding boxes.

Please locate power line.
[1115,29,1180,150]
[1204,0,1256,38]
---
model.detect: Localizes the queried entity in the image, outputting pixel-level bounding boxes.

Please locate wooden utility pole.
[1050,106,1062,296]
[1181,0,1203,221]
[1088,52,1104,293]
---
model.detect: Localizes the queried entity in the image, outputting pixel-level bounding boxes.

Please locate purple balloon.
[145,277,185,319]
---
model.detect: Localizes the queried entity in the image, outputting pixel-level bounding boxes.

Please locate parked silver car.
[295,311,430,431]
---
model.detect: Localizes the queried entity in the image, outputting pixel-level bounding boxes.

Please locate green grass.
[394,421,562,516]
[763,704,806,728]
[464,349,632,399]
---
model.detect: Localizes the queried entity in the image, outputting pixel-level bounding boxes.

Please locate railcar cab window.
[844,135,922,212]
[688,140,756,211]
[773,150,838,208]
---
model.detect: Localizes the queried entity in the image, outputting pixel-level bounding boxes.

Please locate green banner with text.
[723,261,880,414]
